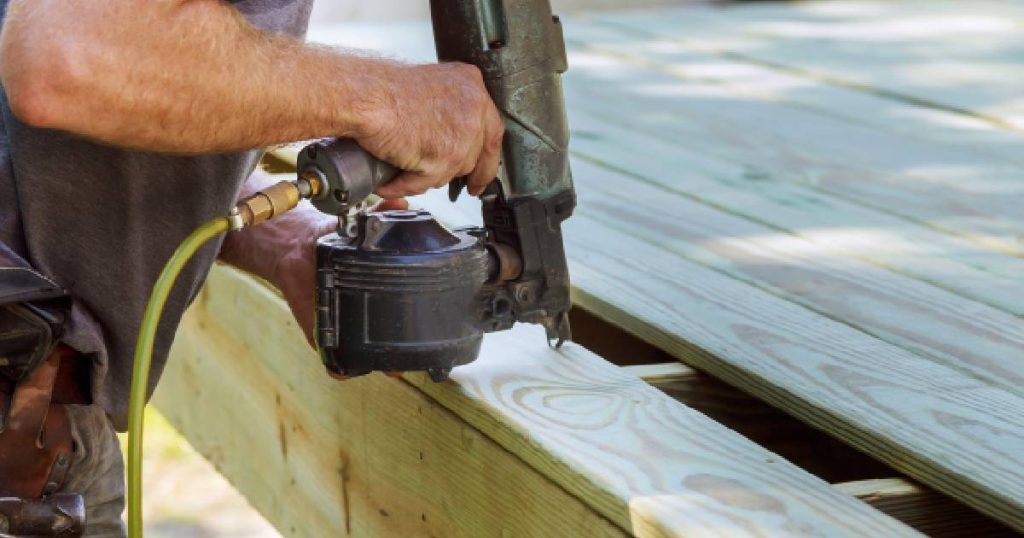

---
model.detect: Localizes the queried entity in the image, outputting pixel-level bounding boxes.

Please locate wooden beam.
[156,269,627,538]
[622,363,891,483]
[625,363,1017,535]
[157,266,917,537]
[620,362,697,383]
[835,478,1020,538]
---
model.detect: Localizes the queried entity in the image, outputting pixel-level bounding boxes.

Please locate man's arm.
[0,0,502,195]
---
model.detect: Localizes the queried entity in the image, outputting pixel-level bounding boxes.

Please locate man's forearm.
[0,0,393,153]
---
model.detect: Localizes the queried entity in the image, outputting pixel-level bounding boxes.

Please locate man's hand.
[361,63,504,198]
[219,172,409,347]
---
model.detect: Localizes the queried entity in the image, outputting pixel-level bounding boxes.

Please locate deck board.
[592,1,1024,130]
[557,28,1024,256]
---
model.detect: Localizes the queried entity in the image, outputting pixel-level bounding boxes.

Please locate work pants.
[62,405,127,538]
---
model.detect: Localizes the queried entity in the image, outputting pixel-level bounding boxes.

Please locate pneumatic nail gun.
[297,0,575,381]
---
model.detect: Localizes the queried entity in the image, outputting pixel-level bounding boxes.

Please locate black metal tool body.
[299,0,575,380]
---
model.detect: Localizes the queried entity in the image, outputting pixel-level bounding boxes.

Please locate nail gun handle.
[297,138,400,216]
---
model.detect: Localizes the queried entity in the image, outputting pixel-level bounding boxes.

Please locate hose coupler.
[229,176,323,231]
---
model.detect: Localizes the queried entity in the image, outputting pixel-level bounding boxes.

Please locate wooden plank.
[156,269,628,538]
[159,266,919,537]
[567,157,1024,395]
[622,363,892,483]
[620,362,697,383]
[565,108,1024,318]
[835,478,1020,538]
[591,1,1024,129]
[557,32,1024,256]
[562,215,1024,530]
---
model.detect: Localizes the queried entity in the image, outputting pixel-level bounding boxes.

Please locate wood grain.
[562,215,1024,530]
[590,1,1024,130]
[567,157,1024,395]
[160,266,917,537]
[558,28,1024,256]
[155,266,629,538]
[565,107,1024,317]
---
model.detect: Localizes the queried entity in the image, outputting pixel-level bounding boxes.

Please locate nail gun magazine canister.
[315,210,490,381]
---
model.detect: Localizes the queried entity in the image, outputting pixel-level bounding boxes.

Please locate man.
[0,1,503,536]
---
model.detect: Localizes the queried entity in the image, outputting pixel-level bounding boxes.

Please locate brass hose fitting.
[228,175,323,231]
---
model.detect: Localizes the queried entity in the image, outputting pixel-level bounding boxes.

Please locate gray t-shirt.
[0,0,314,430]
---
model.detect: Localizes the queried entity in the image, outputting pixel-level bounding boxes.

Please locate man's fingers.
[468,110,504,196]
[467,145,500,196]
[372,198,409,211]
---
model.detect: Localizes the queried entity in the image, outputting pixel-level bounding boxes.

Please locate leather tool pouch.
[0,243,77,509]
[0,261,68,384]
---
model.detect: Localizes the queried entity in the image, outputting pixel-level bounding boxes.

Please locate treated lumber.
[565,108,1024,318]
[622,363,891,483]
[835,478,1020,538]
[156,269,628,538]
[592,2,1024,130]
[158,266,918,537]
[303,20,1024,313]
[562,216,1024,530]
[558,35,1024,256]
[567,157,1024,395]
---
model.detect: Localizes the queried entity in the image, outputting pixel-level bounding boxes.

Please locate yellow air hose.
[126,175,319,538]
[126,216,229,538]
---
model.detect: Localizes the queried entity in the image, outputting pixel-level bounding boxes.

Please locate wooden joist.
[621,362,890,483]
[156,266,918,537]
[628,364,1018,536]
[835,478,1020,538]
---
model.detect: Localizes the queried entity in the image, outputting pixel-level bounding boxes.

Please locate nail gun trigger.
[448,177,467,202]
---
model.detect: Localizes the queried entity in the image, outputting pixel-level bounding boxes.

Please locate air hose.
[126,217,229,538]
[126,176,321,538]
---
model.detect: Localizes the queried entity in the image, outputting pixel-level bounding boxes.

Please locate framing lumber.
[155,269,627,538]
[622,363,891,483]
[835,478,1020,538]
[157,266,917,537]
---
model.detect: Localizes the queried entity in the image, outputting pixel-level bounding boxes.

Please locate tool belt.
[1,246,87,537]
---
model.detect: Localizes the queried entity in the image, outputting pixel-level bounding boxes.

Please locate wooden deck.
[156,1,1024,536]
